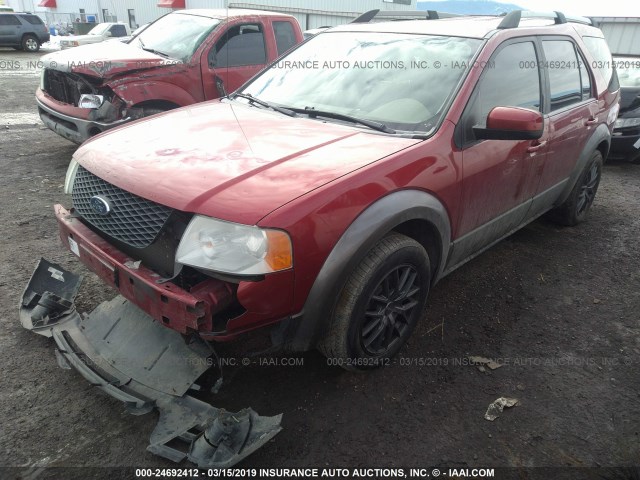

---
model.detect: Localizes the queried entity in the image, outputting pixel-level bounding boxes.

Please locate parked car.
[0,12,49,52]
[36,9,303,144]
[610,56,640,162]
[108,22,149,43]
[59,22,131,49]
[21,10,619,467]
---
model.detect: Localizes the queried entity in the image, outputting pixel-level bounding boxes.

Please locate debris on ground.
[484,397,519,421]
[469,356,502,370]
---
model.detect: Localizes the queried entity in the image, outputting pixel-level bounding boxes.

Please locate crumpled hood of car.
[41,41,175,78]
[74,100,419,225]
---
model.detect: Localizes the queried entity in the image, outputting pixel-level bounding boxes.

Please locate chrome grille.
[71,166,173,248]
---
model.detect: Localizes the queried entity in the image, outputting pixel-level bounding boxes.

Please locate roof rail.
[351,9,461,24]
[497,10,592,29]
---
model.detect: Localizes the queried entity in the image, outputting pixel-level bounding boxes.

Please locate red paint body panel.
[486,106,544,132]
[75,101,420,225]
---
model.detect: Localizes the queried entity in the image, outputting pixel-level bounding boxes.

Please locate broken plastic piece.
[19,259,283,467]
[20,258,82,336]
[469,355,502,370]
[484,397,519,421]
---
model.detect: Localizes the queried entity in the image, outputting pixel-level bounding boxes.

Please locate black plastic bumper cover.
[19,258,282,467]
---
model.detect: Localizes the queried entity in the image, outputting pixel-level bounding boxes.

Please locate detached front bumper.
[37,91,130,144]
[19,258,282,467]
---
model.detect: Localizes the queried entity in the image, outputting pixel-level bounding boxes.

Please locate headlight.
[78,94,104,109]
[614,117,640,129]
[64,159,79,194]
[176,216,293,276]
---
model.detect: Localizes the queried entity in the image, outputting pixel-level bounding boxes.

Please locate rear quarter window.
[20,15,44,25]
[273,21,297,56]
[582,36,615,86]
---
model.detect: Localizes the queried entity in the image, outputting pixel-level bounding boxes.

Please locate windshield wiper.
[287,106,396,134]
[137,37,171,58]
[233,93,297,117]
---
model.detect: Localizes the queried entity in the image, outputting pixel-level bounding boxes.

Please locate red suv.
[21,10,620,466]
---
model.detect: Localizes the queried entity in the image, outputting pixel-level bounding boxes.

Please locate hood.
[41,41,178,78]
[619,87,640,116]
[74,101,420,225]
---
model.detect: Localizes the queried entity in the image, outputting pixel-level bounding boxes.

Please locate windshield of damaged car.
[134,13,220,62]
[241,32,481,134]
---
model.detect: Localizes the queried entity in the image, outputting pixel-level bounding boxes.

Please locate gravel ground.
[0,48,639,479]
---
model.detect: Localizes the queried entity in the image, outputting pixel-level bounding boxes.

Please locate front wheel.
[549,150,603,226]
[318,233,431,371]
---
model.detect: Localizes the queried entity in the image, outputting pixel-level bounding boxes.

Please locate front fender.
[279,190,451,351]
[111,80,196,108]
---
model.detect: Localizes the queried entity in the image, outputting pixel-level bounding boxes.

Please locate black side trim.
[282,190,451,351]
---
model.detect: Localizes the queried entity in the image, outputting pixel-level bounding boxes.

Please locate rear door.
[201,20,269,98]
[527,38,598,216]
[448,39,547,267]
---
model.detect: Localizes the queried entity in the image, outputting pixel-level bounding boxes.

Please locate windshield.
[615,57,640,88]
[135,13,220,62]
[88,24,110,36]
[241,31,481,134]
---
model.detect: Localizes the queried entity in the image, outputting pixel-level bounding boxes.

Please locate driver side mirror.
[473,106,543,140]
[105,31,112,37]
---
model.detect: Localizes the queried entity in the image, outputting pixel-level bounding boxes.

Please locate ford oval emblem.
[89,195,111,216]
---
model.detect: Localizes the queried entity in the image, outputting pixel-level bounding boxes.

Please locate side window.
[273,21,296,56]
[0,15,21,25]
[542,40,583,111]
[110,25,127,37]
[22,15,44,25]
[212,23,267,68]
[582,36,614,87]
[462,41,541,144]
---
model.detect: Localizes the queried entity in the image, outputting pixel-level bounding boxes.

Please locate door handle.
[526,140,547,153]
[585,116,598,126]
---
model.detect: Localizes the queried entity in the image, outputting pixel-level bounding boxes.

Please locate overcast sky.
[496,0,640,17]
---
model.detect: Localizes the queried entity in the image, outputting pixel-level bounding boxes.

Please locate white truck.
[60,22,131,49]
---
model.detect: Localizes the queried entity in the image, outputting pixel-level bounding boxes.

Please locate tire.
[549,150,603,226]
[140,107,167,117]
[21,35,40,52]
[318,233,431,371]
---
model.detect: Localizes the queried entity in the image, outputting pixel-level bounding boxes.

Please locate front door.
[449,39,547,267]
[202,21,268,99]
